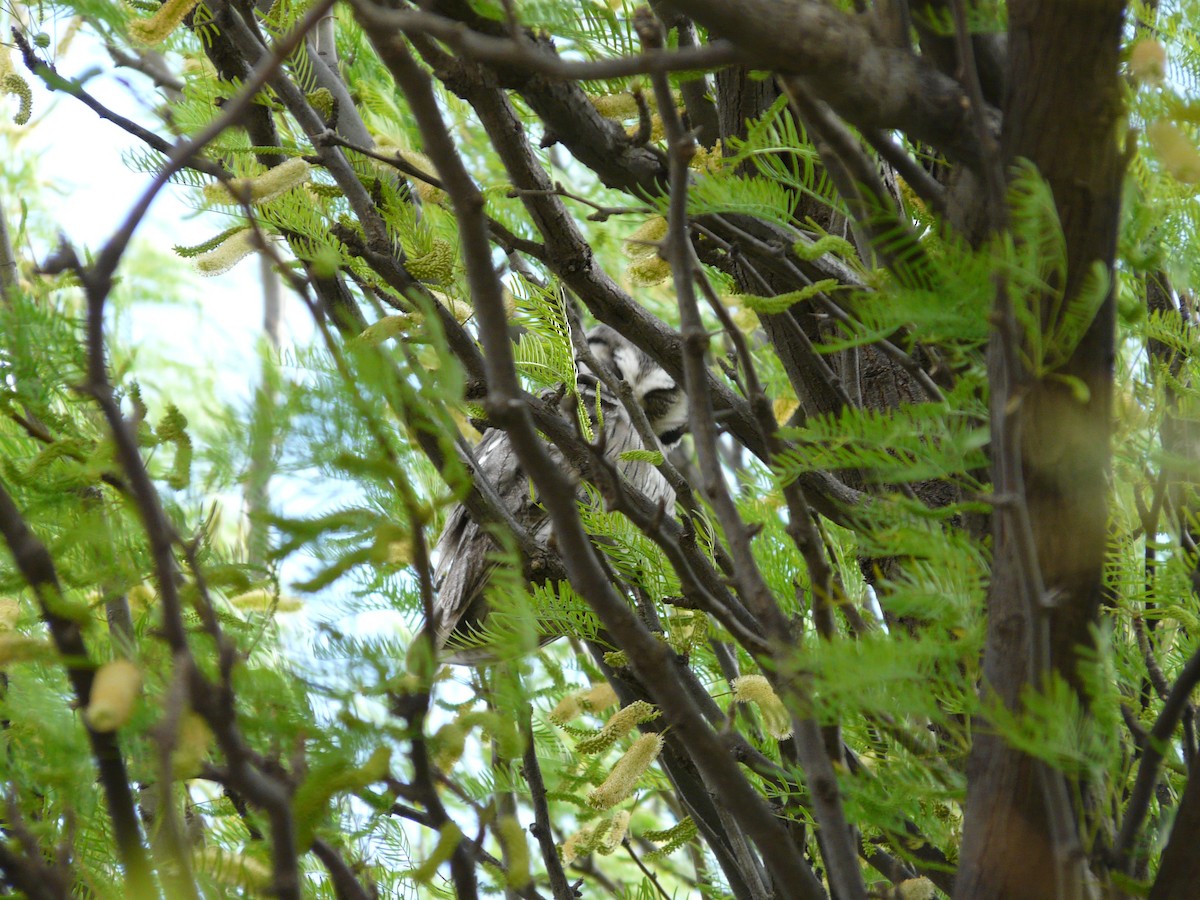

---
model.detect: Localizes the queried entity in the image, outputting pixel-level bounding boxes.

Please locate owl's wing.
[432,426,553,661]
[588,387,677,511]
[432,384,674,663]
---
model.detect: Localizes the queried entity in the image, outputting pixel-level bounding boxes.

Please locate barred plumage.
[432,325,687,663]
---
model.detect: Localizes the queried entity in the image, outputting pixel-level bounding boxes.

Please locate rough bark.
[956,1,1127,897]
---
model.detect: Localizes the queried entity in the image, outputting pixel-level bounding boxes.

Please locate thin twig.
[1113,642,1200,869]
[520,713,574,900]
[0,482,153,895]
[350,2,744,81]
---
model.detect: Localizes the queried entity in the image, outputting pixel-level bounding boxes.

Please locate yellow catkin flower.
[733,675,793,740]
[128,0,201,46]
[580,682,618,712]
[577,701,660,754]
[410,822,463,883]
[85,659,142,732]
[591,92,640,120]
[387,537,413,566]
[731,303,759,333]
[551,682,619,724]
[444,296,475,324]
[690,141,724,172]
[603,650,629,667]
[195,847,272,891]
[898,877,936,900]
[496,816,531,888]
[628,255,672,287]
[623,216,668,259]
[229,589,302,613]
[0,634,52,667]
[1149,120,1200,184]
[406,238,455,284]
[587,732,664,809]
[597,810,631,854]
[353,314,417,347]
[203,157,312,206]
[2,72,32,125]
[127,582,157,612]
[172,712,213,779]
[1129,39,1167,85]
[773,396,800,426]
[433,719,470,770]
[550,692,583,725]
[626,114,665,142]
[561,823,595,865]
[306,87,335,120]
[194,229,258,277]
[0,598,19,631]
[375,142,445,205]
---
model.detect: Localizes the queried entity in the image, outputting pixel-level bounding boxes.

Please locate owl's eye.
[642,387,680,418]
[658,425,687,446]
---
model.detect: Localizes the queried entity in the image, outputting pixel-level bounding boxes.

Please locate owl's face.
[581,325,689,448]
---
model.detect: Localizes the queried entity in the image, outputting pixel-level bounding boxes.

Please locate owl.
[432,324,689,663]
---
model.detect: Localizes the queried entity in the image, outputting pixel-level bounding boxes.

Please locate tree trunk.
[956,2,1126,898]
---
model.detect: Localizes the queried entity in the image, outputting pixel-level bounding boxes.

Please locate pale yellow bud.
[85,659,142,732]
[410,822,463,883]
[443,296,475,324]
[628,255,672,287]
[561,824,594,865]
[2,73,32,126]
[127,583,157,612]
[577,701,660,753]
[0,634,52,667]
[203,157,312,206]
[194,229,258,277]
[592,93,640,120]
[172,712,212,779]
[496,816,531,888]
[898,877,936,900]
[1129,39,1167,85]
[623,216,668,259]
[580,683,618,712]
[229,589,302,613]
[549,693,583,725]
[561,812,632,863]
[128,0,200,45]
[1148,120,1200,184]
[587,732,664,809]
[0,598,19,631]
[387,539,413,566]
[597,810,630,854]
[733,674,793,740]
[381,147,446,205]
[433,720,469,770]
[353,314,418,347]
[690,141,724,172]
[773,396,800,426]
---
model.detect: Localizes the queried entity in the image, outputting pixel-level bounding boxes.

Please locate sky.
[0,22,368,633]
[3,19,315,404]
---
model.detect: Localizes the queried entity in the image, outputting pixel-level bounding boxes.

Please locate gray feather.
[432,325,687,663]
